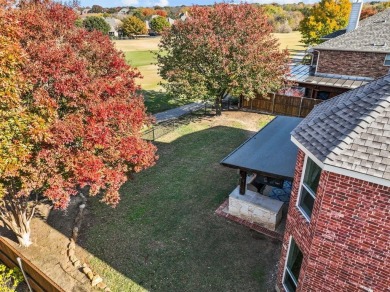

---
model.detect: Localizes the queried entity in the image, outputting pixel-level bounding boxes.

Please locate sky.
[80,0,319,8]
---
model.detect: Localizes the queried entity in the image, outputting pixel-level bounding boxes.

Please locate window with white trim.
[385,54,390,66]
[283,238,303,292]
[297,156,321,220]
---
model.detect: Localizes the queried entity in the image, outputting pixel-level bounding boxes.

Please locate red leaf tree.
[0,0,157,247]
[157,3,289,115]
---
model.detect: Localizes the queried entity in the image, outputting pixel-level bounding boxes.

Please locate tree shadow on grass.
[43,124,282,291]
[141,90,193,115]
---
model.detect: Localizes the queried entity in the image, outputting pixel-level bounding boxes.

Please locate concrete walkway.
[154,102,205,123]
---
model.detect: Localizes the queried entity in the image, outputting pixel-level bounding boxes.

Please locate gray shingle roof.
[314,9,390,53]
[291,74,390,181]
[321,29,346,40]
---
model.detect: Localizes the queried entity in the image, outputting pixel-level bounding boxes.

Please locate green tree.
[90,4,103,13]
[75,17,83,27]
[299,0,351,45]
[150,16,170,33]
[122,16,147,36]
[157,3,289,115]
[132,10,145,21]
[83,16,110,35]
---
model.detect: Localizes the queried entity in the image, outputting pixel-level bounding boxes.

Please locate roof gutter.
[311,48,390,54]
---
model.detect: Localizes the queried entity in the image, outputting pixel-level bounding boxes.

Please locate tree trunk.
[16,226,32,247]
[0,196,35,247]
[215,96,222,116]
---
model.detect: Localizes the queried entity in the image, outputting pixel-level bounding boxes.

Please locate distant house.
[145,20,150,31]
[118,8,130,15]
[179,11,188,21]
[104,17,123,38]
[72,7,81,15]
[276,73,390,291]
[289,3,390,100]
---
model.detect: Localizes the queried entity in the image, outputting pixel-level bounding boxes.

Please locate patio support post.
[239,170,247,195]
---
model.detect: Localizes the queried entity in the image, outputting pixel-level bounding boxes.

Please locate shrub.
[275,21,292,33]
[0,264,24,292]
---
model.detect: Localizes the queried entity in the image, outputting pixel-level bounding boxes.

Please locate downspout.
[311,49,320,75]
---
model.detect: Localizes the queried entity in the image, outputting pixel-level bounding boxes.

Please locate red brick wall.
[316,50,389,79]
[276,150,390,291]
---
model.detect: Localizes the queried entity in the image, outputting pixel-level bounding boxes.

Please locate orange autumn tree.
[0,0,53,247]
[0,0,157,247]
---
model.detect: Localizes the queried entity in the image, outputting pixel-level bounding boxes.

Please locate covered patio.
[220,116,302,231]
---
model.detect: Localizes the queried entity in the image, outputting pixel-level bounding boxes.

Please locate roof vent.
[371,43,387,47]
[373,19,386,23]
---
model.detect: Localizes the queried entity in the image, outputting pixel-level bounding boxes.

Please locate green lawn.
[81,113,281,292]
[142,90,189,114]
[273,31,305,51]
[123,49,189,113]
[125,51,157,68]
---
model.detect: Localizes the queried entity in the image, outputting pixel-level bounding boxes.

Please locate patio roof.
[220,116,303,181]
[288,64,371,89]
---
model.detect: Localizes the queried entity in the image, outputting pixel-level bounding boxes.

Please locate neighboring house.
[105,17,123,38]
[72,7,81,15]
[118,8,130,15]
[179,11,188,21]
[276,74,390,291]
[289,3,390,100]
[167,17,175,25]
[145,20,150,31]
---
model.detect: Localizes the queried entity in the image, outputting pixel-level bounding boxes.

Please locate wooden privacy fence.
[0,237,64,292]
[241,93,322,117]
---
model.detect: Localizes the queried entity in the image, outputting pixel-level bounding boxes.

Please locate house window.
[384,54,390,66]
[297,156,321,220]
[283,238,303,292]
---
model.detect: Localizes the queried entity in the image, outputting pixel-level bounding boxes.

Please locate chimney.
[346,0,364,32]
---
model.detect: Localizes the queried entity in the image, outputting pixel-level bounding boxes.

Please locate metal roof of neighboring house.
[314,9,390,53]
[291,74,390,181]
[221,116,303,180]
[288,64,371,89]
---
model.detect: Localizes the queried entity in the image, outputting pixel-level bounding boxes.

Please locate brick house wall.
[316,50,389,79]
[276,149,390,291]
